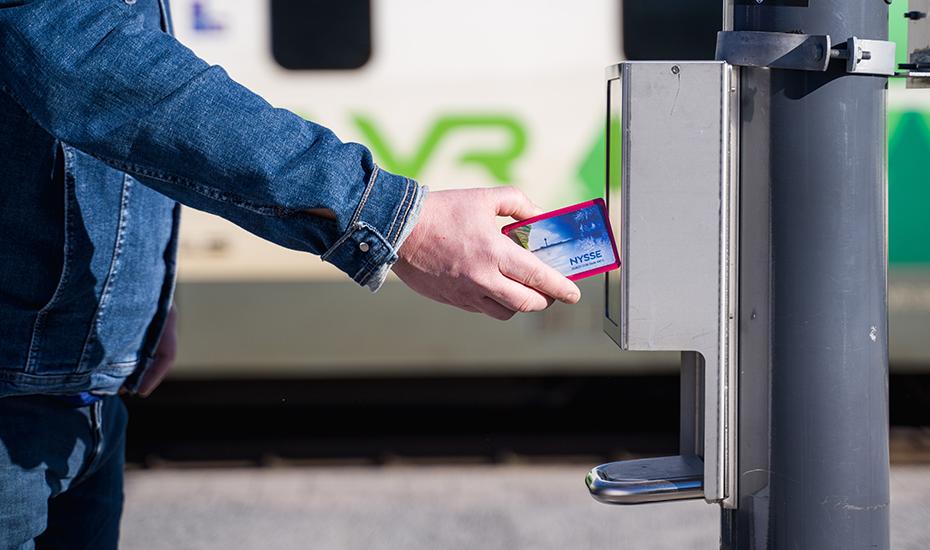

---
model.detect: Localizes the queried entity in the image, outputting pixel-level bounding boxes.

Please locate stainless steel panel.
[587,455,704,505]
[604,61,738,505]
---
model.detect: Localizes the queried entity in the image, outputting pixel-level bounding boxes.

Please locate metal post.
[722,2,890,549]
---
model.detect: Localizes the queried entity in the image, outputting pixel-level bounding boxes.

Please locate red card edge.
[500,198,607,235]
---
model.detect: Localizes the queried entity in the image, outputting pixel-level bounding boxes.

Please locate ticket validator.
[586,61,740,508]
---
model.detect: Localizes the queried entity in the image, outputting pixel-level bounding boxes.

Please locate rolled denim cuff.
[321,166,426,292]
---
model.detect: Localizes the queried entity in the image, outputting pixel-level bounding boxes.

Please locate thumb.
[493,187,543,221]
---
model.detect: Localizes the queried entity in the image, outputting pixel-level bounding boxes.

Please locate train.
[164,0,930,379]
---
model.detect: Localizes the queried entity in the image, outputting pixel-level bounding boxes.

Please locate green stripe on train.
[890,111,930,264]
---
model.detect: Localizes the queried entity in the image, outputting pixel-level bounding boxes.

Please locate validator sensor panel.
[602,62,739,506]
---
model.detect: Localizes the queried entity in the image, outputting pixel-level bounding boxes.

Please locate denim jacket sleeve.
[0,0,424,290]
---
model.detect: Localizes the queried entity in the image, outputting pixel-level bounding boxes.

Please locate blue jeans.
[0,396,127,549]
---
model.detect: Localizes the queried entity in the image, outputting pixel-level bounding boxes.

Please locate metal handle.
[586,455,704,505]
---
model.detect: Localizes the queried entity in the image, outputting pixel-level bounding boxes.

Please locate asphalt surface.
[121,464,930,550]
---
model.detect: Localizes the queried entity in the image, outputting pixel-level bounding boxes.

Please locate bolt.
[671,65,680,75]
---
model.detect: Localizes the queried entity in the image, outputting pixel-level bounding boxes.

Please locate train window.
[270,0,372,70]
[622,1,722,61]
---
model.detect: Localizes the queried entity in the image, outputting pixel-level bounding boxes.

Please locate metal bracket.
[831,37,897,76]
[716,30,897,76]
[716,30,831,71]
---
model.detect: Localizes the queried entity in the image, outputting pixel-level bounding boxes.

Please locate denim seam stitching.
[394,180,415,243]
[352,231,395,284]
[138,204,182,365]
[353,251,383,280]
[384,177,411,244]
[157,0,173,35]
[319,224,359,262]
[388,179,416,245]
[24,144,76,373]
[323,165,385,265]
[398,183,424,244]
[71,400,104,488]
[348,165,380,228]
[0,360,140,380]
[76,173,133,371]
[320,220,387,263]
[353,248,393,284]
[97,157,298,217]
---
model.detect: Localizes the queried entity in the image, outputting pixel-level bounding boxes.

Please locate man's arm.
[0,0,416,288]
[0,0,581,314]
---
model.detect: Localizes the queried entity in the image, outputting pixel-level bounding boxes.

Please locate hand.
[138,304,178,397]
[392,187,581,320]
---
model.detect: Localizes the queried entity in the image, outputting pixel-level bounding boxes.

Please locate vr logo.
[354,115,527,184]
[569,250,603,266]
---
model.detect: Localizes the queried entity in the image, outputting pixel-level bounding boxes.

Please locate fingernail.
[565,292,580,303]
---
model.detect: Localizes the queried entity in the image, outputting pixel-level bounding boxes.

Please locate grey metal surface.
[586,352,707,506]
[723,1,891,548]
[679,352,705,460]
[715,31,831,71]
[604,61,738,504]
[119,465,930,550]
[587,455,704,505]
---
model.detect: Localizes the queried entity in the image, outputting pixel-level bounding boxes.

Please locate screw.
[905,11,928,20]
[671,65,680,75]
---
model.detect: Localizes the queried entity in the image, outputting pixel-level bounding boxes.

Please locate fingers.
[499,244,581,304]
[476,296,516,321]
[492,187,543,221]
[138,305,178,397]
[138,354,172,398]
[484,275,554,313]
[473,275,556,321]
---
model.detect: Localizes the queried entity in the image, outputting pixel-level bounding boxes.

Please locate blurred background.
[121,1,930,548]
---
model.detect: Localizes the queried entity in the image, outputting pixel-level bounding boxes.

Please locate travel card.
[501,198,619,281]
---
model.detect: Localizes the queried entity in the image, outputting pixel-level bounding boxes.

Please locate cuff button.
[359,242,370,252]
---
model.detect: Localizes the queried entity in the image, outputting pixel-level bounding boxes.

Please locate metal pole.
[723,2,890,549]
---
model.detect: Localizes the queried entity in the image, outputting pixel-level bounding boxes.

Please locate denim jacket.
[0,0,425,397]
